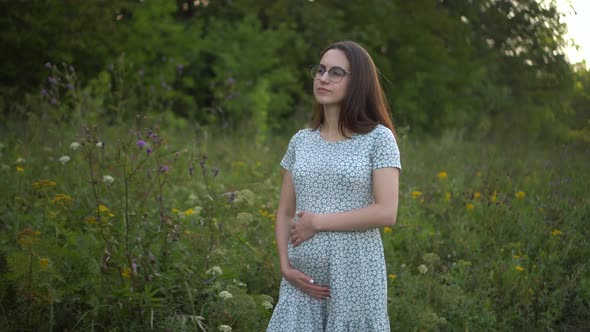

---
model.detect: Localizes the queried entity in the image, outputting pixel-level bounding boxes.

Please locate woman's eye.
[331,69,345,77]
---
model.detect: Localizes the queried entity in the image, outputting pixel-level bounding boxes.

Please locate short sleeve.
[371,126,402,171]
[280,131,301,171]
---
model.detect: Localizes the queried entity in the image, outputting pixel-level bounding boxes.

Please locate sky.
[556,0,590,67]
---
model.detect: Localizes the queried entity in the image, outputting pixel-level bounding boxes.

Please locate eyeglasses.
[309,64,351,83]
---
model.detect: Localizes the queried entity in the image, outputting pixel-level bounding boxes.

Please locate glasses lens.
[310,65,325,80]
[329,67,346,83]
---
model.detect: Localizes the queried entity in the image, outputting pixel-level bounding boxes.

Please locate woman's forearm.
[313,202,397,232]
[275,213,293,273]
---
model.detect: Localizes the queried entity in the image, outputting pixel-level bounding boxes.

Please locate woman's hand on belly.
[282,267,330,300]
[290,211,318,247]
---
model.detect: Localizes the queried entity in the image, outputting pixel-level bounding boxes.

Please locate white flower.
[206,266,222,276]
[103,175,115,184]
[70,142,81,150]
[218,325,232,332]
[261,300,273,310]
[16,157,26,164]
[59,155,71,164]
[401,264,406,269]
[219,291,233,300]
[418,264,428,274]
[96,142,104,148]
[232,278,247,287]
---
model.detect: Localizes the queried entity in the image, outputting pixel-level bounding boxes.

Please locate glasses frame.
[309,64,351,83]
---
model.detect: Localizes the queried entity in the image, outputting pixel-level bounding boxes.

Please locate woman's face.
[313,49,350,107]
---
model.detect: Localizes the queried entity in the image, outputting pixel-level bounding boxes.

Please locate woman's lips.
[317,88,330,93]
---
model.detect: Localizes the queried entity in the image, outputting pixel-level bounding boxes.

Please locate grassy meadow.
[0,114,589,331]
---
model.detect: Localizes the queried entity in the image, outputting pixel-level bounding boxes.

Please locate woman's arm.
[290,167,399,246]
[275,171,331,299]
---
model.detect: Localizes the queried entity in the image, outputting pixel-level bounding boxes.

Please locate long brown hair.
[310,41,396,138]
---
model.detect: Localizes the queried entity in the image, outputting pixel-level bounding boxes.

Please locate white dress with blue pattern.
[267,124,402,332]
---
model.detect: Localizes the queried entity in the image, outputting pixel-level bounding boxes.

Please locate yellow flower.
[51,194,73,205]
[474,192,481,200]
[97,204,110,213]
[411,191,423,199]
[38,258,50,267]
[17,228,41,247]
[184,208,194,216]
[445,192,452,202]
[551,229,562,236]
[388,274,397,280]
[466,203,474,211]
[16,166,24,173]
[383,227,393,234]
[491,191,498,203]
[122,267,132,279]
[437,171,448,180]
[515,191,525,199]
[85,216,97,225]
[515,265,525,272]
[513,255,521,259]
[171,208,180,214]
[32,179,57,188]
[184,229,192,235]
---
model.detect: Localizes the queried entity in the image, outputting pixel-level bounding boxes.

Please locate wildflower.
[388,274,397,280]
[383,227,393,234]
[261,301,273,310]
[418,264,428,274]
[48,76,58,85]
[17,228,41,247]
[206,266,223,276]
[136,140,147,149]
[515,265,525,272]
[122,267,132,279]
[85,216,97,224]
[103,175,115,184]
[51,193,73,205]
[159,165,170,173]
[551,229,562,236]
[33,179,57,188]
[67,83,75,90]
[411,191,423,199]
[172,208,180,214]
[437,171,448,180]
[218,325,232,332]
[515,191,525,199]
[466,203,474,211]
[16,166,25,173]
[58,155,71,164]
[491,191,498,203]
[234,189,255,206]
[44,62,52,68]
[146,148,152,156]
[401,264,406,269]
[189,166,194,176]
[474,192,481,200]
[97,204,110,213]
[513,255,521,259]
[96,142,104,148]
[219,291,233,300]
[236,212,253,224]
[184,208,194,216]
[50,98,57,105]
[16,157,26,164]
[70,142,80,150]
[39,258,50,267]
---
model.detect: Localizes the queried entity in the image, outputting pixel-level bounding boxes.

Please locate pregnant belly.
[288,232,331,281]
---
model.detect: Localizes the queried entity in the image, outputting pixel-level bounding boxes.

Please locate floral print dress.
[267,124,402,332]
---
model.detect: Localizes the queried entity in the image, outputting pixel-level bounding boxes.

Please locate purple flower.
[67,83,75,90]
[146,148,152,156]
[189,166,194,176]
[50,98,57,105]
[41,89,48,97]
[48,77,57,85]
[151,134,159,142]
[136,139,147,149]
[212,168,219,177]
[159,165,170,173]
[45,62,52,68]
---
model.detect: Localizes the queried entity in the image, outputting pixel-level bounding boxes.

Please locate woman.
[267,41,401,331]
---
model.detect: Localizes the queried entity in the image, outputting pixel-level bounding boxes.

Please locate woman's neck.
[321,104,350,140]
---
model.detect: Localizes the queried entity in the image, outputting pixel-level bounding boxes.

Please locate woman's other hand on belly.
[282,267,331,300]
[290,211,319,246]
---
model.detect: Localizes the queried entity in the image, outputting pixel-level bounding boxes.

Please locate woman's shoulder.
[365,124,394,139]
